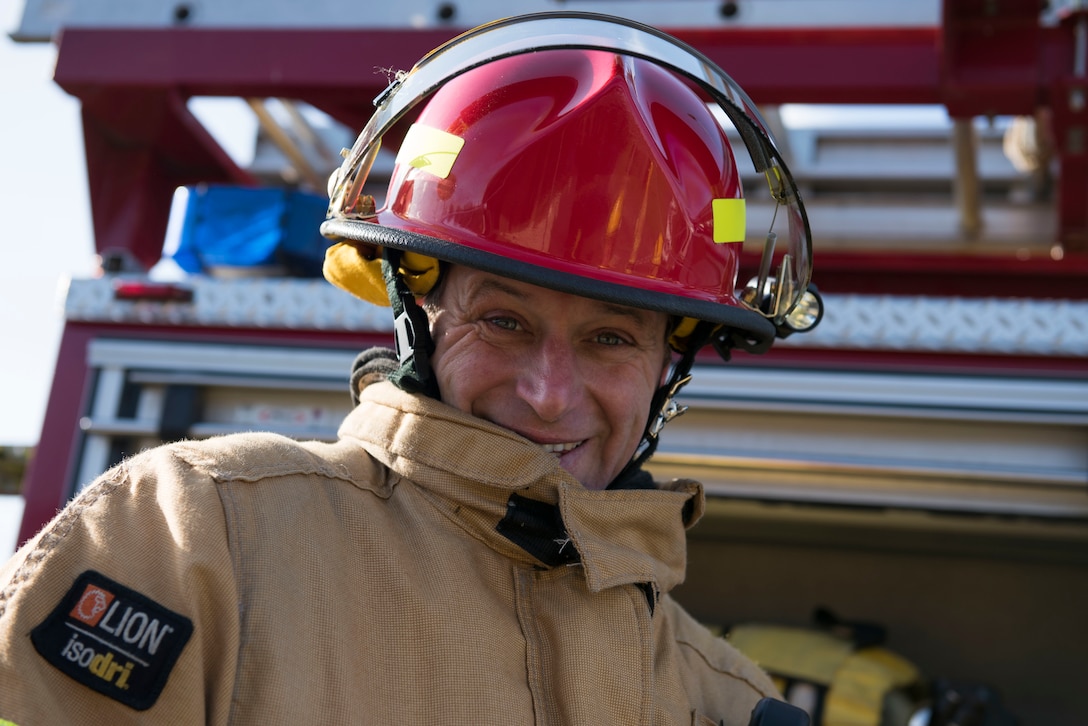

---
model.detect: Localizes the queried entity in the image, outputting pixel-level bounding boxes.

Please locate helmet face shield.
[325,11,813,333]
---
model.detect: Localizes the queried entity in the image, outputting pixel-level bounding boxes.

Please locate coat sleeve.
[0,445,240,724]
[660,595,783,726]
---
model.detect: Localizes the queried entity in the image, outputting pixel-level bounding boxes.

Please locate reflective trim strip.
[395,123,464,179]
[62,278,1088,359]
[712,198,746,243]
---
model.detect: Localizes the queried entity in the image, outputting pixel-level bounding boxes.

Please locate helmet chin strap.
[381,247,441,398]
[608,321,717,489]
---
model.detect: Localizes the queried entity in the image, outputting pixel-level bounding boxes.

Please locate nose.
[516,336,581,423]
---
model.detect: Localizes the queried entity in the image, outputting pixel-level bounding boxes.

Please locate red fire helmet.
[323,12,815,351]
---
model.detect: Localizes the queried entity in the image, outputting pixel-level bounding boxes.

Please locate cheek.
[432,332,510,410]
[597,362,664,430]
[638,358,671,423]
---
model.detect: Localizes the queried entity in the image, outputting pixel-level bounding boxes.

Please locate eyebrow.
[471,276,530,301]
[597,301,664,332]
[471,276,664,332]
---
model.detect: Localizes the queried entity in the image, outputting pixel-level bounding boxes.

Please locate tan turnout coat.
[0,381,776,724]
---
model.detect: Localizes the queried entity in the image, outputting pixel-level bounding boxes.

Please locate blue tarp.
[171,185,328,277]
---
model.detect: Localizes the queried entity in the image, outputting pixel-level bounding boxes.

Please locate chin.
[567,466,613,491]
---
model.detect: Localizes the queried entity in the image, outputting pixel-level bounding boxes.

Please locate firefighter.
[0,13,818,724]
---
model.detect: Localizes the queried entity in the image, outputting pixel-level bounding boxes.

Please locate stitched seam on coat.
[410,483,515,558]
[0,463,129,620]
[626,584,654,726]
[171,437,357,485]
[199,461,354,485]
[215,479,250,724]
[674,637,778,698]
[516,567,561,725]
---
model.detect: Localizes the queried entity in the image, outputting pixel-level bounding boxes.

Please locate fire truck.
[10,1,1088,723]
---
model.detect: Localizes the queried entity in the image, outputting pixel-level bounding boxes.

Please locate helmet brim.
[321,217,777,348]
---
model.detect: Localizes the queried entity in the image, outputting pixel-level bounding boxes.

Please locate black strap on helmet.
[608,320,717,489]
[381,247,441,398]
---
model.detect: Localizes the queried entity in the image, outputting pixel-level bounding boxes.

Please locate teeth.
[541,441,581,454]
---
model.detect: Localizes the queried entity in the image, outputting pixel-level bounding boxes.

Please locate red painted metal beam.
[1047,8,1088,253]
[765,251,1088,299]
[54,26,950,111]
[940,0,1088,254]
[50,15,1088,282]
[673,26,943,106]
[940,0,1047,117]
[80,88,256,269]
[45,24,951,274]
[53,27,456,129]
[17,325,95,546]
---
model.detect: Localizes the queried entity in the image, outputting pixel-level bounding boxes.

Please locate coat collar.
[338,381,704,595]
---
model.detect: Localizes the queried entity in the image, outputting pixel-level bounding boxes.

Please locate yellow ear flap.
[400,251,441,297]
[324,243,442,305]
[668,317,700,351]
[323,242,391,307]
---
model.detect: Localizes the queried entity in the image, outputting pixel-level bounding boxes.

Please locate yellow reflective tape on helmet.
[395,123,465,179]
[712,198,746,243]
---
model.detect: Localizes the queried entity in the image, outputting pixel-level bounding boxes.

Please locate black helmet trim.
[321,217,777,347]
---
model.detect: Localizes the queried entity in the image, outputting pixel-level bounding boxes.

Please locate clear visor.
[328,11,813,323]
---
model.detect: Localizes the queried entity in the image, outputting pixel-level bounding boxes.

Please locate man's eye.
[596,332,627,346]
[488,316,519,331]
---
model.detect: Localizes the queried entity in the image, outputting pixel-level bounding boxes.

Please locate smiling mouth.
[541,441,583,455]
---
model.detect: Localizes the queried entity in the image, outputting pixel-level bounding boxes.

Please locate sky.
[0,0,98,448]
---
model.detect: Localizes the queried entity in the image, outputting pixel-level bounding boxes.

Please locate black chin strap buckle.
[381,248,439,397]
[392,309,417,366]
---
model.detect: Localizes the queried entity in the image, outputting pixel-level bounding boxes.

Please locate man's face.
[427,265,671,490]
